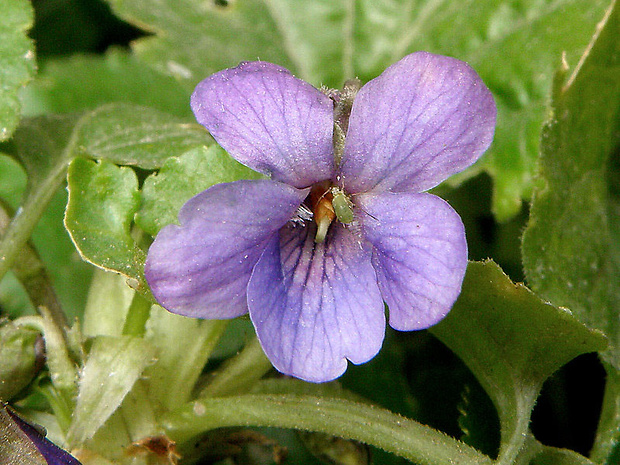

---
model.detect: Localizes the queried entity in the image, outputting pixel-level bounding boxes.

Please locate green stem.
[37,378,74,433]
[197,336,272,398]
[160,319,228,410]
[0,160,68,283]
[590,364,620,463]
[122,292,152,337]
[19,313,76,434]
[0,112,84,285]
[162,395,493,465]
[120,380,162,441]
[0,201,68,329]
[495,388,539,465]
[18,309,78,405]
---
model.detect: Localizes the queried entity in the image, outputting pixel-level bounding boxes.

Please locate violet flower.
[145,52,496,382]
[1,403,82,465]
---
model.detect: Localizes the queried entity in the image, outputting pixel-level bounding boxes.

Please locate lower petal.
[145,180,307,319]
[356,192,467,330]
[247,223,385,382]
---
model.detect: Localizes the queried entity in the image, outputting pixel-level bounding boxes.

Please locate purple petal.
[145,180,307,319]
[191,61,335,188]
[356,192,467,330]
[4,405,82,464]
[247,223,385,382]
[339,52,496,194]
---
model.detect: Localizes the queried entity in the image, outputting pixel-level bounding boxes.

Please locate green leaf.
[520,3,620,460]
[21,48,192,118]
[104,0,607,220]
[136,145,262,235]
[64,158,145,288]
[0,115,79,283]
[0,0,35,141]
[66,335,155,446]
[522,0,620,372]
[74,103,211,169]
[105,0,298,89]
[11,115,80,198]
[2,102,210,307]
[62,104,216,293]
[430,261,607,464]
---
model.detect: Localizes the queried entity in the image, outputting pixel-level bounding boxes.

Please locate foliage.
[0,0,618,464]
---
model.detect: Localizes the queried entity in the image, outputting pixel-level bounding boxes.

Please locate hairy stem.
[0,201,68,329]
[197,336,272,398]
[122,292,152,337]
[163,395,493,465]
[0,162,68,283]
[590,364,620,463]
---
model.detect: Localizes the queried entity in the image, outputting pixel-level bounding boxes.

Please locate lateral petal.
[340,52,496,193]
[145,180,307,319]
[248,223,385,382]
[191,61,335,188]
[356,192,467,330]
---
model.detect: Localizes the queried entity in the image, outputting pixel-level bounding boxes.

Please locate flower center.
[303,80,360,243]
[307,182,354,243]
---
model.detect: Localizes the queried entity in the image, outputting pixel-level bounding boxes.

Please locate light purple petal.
[145,180,307,319]
[356,192,467,330]
[247,223,385,382]
[339,52,496,194]
[191,61,335,188]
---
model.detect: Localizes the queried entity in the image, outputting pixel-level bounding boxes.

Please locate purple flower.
[145,52,496,382]
[2,403,82,465]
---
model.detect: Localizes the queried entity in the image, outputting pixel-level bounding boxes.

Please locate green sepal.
[66,335,156,447]
[0,320,40,400]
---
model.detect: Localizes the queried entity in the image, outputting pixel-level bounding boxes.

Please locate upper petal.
[356,192,467,330]
[191,61,335,188]
[339,52,496,194]
[145,180,307,319]
[247,222,385,382]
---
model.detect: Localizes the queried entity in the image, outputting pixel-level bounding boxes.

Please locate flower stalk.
[197,336,273,398]
[162,394,493,465]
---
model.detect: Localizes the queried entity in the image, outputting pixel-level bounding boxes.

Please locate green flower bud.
[0,321,41,400]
